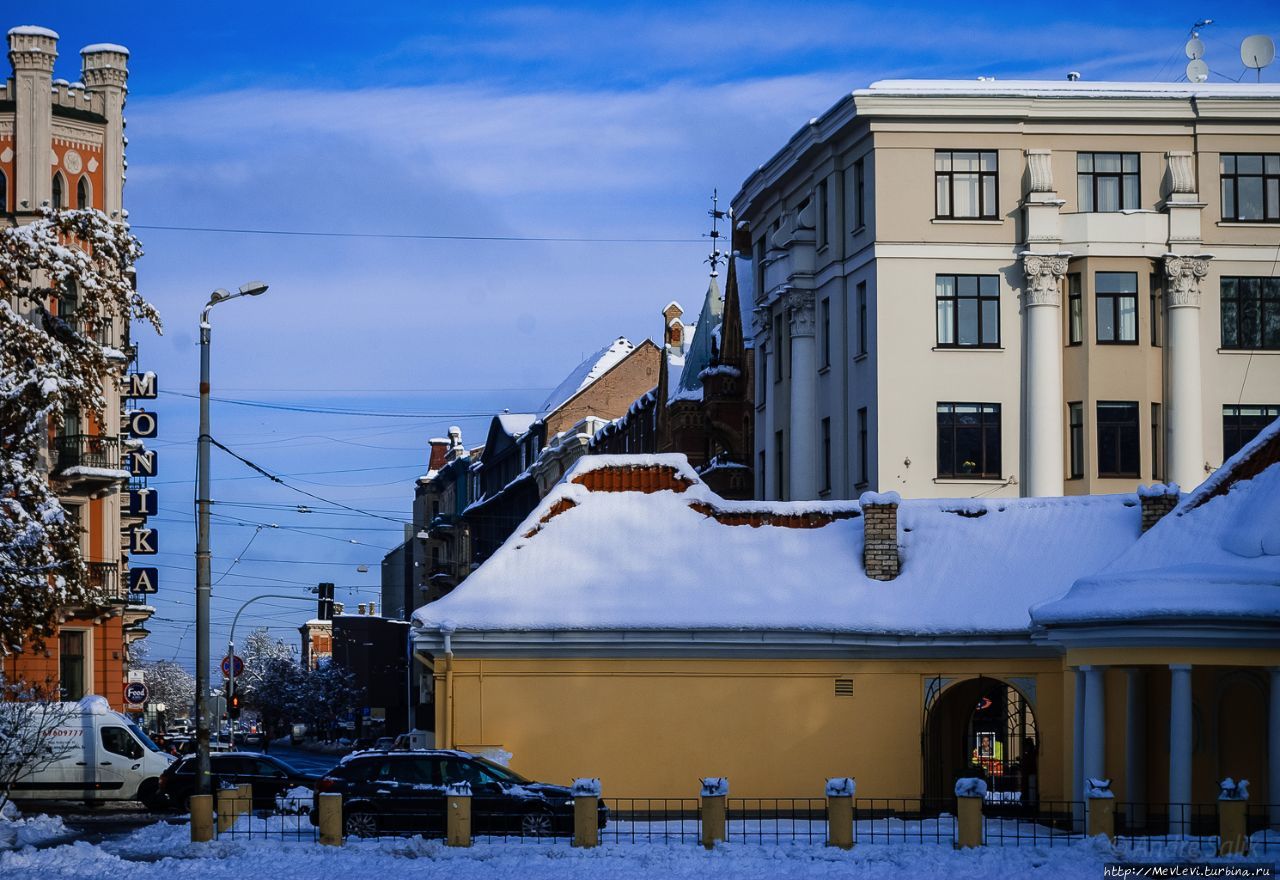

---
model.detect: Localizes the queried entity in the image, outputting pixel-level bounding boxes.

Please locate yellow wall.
[435,656,1067,799]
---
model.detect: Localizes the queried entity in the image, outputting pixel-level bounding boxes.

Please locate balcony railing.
[54,434,122,474]
[85,560,125,603]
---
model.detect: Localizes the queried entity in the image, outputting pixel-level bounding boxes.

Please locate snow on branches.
[0,209,160,655]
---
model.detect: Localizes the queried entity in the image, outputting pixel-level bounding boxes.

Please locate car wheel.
[344,811,378,838]
[520,808,554,838]
[138,779,165,811]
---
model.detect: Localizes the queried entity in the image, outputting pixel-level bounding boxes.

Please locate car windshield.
[129,724,162,752]
[473,756,528,785]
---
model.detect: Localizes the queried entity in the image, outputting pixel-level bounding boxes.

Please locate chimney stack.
[357,602,367,616]
[369,601,376,617]
[1137,483,1180,533]
[860,491,901,581]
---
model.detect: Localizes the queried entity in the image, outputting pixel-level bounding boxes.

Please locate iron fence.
[982,800,1083,847]
[1246,804,1280,855]
[214,794,318,841]
[852,797,956,845]
[602,798,701,845]
[1114,802,1219,856]
[725,798,828,845]
[55,433,121,472]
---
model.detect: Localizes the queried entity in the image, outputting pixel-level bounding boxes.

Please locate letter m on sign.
[123,372,158,399]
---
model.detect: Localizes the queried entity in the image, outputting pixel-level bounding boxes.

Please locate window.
[936,403,1001,479]
[1067,274,1082,345]
[774,430,784,499]
[1151,402,1163,481]
[936,274,1000,347]
[758,450,766,498]
[817,179,829,248]
[1095,272,1138,343]
[857,407,868,486]
[1077,153,1139,212]
[76,176,89,210]
[1220,154,1280,222]
[758,349,768,406]
[59,630,85,701]
[1223,405,1280,459]
[1221,277,1280,350]
[58,278,79,323]
[0,169,7,213]
[101,727,143,760]
[856,281,868,356]
[1096,401,1140,478]
[51,172,66,210]
[935,151,997,219]
[852,158,866,230]
[820,297,831,368]
[773,314,783,382]
[754,237,766,300]
[1149,273,1163,347]
[1068,403,1084,479]
[821,417,832,493]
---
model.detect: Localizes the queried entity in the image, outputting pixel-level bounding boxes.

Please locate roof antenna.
[1184,20,1212,83]
[704,189,727,278]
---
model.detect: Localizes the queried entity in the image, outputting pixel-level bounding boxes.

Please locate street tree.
[0,209,160,655]
[138,660,195,715]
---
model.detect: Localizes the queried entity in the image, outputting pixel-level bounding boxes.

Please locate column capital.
[1163,254,1212,309]
[784,288,816,337]
[1020,251,1072,307]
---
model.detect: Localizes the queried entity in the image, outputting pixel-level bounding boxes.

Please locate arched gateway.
[923,676,1039,810]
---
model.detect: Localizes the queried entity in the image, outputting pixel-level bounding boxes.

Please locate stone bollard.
[954,778,986,849]
[1086,779,1115,841]
[447,782,473,847]
[318,792,343,846]
[216,786,237,834]
[190,794,214,842]
[572,778,601,848]
[825,777,855,850]
[1217,778,1250,857]
[700,778,728,850]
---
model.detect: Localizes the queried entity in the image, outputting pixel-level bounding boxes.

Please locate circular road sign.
[221,655,244,678]
[125,681,149,706]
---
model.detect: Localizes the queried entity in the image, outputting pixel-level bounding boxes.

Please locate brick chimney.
[1137,483,1180,533]
[860,491,901,581]
[427,438,449,472]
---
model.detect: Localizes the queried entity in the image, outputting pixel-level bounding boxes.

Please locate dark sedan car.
[310,750,607,838]
[158,752,317,811]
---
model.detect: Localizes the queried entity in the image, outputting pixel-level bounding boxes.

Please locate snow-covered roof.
[672,278,723,403]
[413,455,1141,638]
[1032,418,1280,629]
[858,79,1280,100]
[495,412,537,439]
[540,338,635,414]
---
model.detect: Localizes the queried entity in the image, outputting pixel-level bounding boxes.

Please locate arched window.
[51,172,64,210]
[76,176,89,210]
[0,169,7,213]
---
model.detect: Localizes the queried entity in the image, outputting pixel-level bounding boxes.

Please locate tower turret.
[80,43,128,217]
[8,25,58,213]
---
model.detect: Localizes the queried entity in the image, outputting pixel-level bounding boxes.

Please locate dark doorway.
[923,676,1039,811]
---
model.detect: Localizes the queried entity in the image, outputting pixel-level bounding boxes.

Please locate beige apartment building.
[733,79,1280,500]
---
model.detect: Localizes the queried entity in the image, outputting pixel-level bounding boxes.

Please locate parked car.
[158,752,317,811]
[310,750,607,838]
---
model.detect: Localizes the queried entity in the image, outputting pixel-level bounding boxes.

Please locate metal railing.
[852,797,957,845]
[727,798,828,844]
[601,798,701,844]
[982,800,1084,847]
[85,560,125,603]
[55,433,121,473]
[214,793,318,841]
[1114,802,1219,856]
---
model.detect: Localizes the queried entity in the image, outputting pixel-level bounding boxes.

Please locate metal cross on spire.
[704,188,729,277]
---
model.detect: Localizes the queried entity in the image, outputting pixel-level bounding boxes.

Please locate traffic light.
[229,692,241,720]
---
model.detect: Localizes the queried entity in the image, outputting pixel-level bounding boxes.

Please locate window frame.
[816,178,830,249]
[1220,153,1280,223]
[773,430,784,499]
[852,158,866,231]
[1150,402,1163,481]
[934,150,998,220]
[820,296,831,368]
[1077,152,1140,212]
[1067,273,1083,345]
[1068,402,1084,480]
[51,171,65,211]
[1096,401,1141,479]
[773,313,783,382]
[1222,404,1280,459]
[856,281,868,356]
[1095,272,1139,345]
[935,402,1002,480]
[1220,276,1280,350]
[856,406,869,487]
[820,417,832,494]
[935,274,1001,348]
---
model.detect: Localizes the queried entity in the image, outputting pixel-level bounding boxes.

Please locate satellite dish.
[1185,37,1204,60]
[1241,35,1276,71]
[1186,59,1209,83]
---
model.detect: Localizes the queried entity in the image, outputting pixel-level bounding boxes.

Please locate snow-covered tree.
[137,660,195,714]
[238,629,300,738]
[0,676,78,812]
[0,209,159,655]
[294,662,360,739]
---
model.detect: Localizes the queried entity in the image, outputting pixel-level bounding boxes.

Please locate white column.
[786,289,818,501]
[1168,663,1193,835]
[1083,666,1106,783]
[1270,667,1280,828]
[1164,256,1210,491]
[1021,253,1070,497]
[1072,667,1085,829]
[1125,668,1147,826]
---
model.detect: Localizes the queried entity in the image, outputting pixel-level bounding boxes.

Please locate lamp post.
[195,281,268,798]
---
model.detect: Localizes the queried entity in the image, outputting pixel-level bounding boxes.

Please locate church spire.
[717,246,745,369]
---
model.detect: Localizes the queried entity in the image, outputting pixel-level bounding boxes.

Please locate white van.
[8,695,174,807]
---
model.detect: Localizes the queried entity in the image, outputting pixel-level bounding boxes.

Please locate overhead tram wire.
[160,389,497,419]
[132,223,705,245]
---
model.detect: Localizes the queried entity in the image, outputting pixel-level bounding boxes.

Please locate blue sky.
[8,2,1279,674]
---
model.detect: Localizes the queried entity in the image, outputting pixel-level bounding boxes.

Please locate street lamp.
[195,280,268,799]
